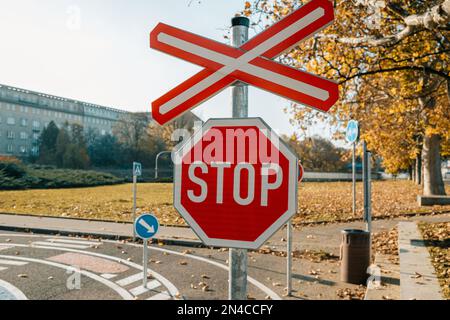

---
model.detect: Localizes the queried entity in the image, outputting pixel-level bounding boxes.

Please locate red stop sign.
[173,118,298,249]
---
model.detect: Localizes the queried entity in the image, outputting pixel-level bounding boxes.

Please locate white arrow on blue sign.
[134,214,159,240]
[133,162,142,177]
[346,120,360,144]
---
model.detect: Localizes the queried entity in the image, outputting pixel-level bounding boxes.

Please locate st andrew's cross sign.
[150,0,339,125]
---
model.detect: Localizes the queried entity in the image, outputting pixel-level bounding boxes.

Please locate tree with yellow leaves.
[244,0,450,196]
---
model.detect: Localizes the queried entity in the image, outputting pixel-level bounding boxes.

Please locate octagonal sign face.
[173,118,298,250]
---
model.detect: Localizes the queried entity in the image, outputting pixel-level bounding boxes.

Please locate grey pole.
[155,151,171,180]
[231,16,249,119]
[363,141,372,233]
[229,16,249,301]
[132,174,137,239]
[367,150,372,234]
[286,221,293,296]
[352,142,357,215]
[143,239,148,288]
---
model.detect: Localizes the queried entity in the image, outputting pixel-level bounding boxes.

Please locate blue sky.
[0,0,336,138]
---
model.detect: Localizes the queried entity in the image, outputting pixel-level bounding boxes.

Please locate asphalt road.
[3,214,449,300]
[0,231,289,300]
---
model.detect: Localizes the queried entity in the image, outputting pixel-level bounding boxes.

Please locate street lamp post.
[155,151,172,180]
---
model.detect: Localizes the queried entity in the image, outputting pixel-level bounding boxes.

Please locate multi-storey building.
[0,84,130,157]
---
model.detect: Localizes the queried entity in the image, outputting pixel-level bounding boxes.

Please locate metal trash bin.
[340,229,370,285]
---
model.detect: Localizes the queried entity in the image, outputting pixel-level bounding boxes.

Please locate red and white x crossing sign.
[150,0,338,125]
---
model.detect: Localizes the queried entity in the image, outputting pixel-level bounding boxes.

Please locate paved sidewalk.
[1,212,449,252]
[0,213,200,245]
[398,221,443,300]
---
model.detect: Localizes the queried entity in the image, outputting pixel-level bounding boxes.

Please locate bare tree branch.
[321,0,450,47]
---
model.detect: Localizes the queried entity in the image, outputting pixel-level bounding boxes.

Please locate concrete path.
[398,221,443,300]
[0,213,200,245]
[1,212,449,253]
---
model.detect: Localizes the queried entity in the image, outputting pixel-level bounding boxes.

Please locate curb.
[0,212,191,229]
[0,225,203,248]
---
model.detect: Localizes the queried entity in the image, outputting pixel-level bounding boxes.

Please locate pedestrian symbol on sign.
[133,162,142,177]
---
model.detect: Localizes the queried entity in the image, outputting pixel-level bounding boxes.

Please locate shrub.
[0,161,124,190]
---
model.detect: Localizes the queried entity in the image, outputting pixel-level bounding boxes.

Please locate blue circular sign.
[135,214,159,240]
[346,120,360,143]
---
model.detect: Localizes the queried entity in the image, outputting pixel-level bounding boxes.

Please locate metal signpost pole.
[363,142,372,233]
[229,16,249,301]
[352,141,357,215]
[143,239,148,288]
[135,214,159,290]
[367,150,372,234]
[287,220,293,296]
[132,173,137,239]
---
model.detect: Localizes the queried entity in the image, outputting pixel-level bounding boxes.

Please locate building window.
[31,146,39,156]
[7,117,15,125]
[33,120,40,128]
[7,131,15,139]
[33,132,39,140]
[20,146,27,154]
[101,129,106,136]
[7,144,13,153]
[20,132,28,140]
[21,118,28,126]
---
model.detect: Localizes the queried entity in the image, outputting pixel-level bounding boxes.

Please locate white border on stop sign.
[173,117,299,250]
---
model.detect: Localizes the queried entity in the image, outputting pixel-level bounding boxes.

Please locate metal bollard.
[340,229,370,285]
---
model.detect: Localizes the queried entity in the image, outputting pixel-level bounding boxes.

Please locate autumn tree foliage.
[243,0,450,196]
[285,135,348,172]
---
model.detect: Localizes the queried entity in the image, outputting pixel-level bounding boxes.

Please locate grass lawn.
[0,180,449,225]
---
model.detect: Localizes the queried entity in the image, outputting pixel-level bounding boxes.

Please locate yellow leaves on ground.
[419,222,450,299]
[0,181,449,226]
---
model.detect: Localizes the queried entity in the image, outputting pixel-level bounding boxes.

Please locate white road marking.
[118,242,282,300]
[130,281,161,296]
[147,291,171,300]
[0,235,279,300]
[0,259,28,266]
[0,254,134,300]
[0,242,179,300]
[157,7,326,114]
[0,279,28,300]
[47,239,101,246]
[0,245,14,251]
[32,241,91,249]
[101,273,118,280]
[0,267,8,272]
[116,272,144,286]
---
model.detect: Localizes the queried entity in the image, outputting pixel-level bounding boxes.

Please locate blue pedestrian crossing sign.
[133,162,142,177]
[346,120,360,144]
[135,214,159,240]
